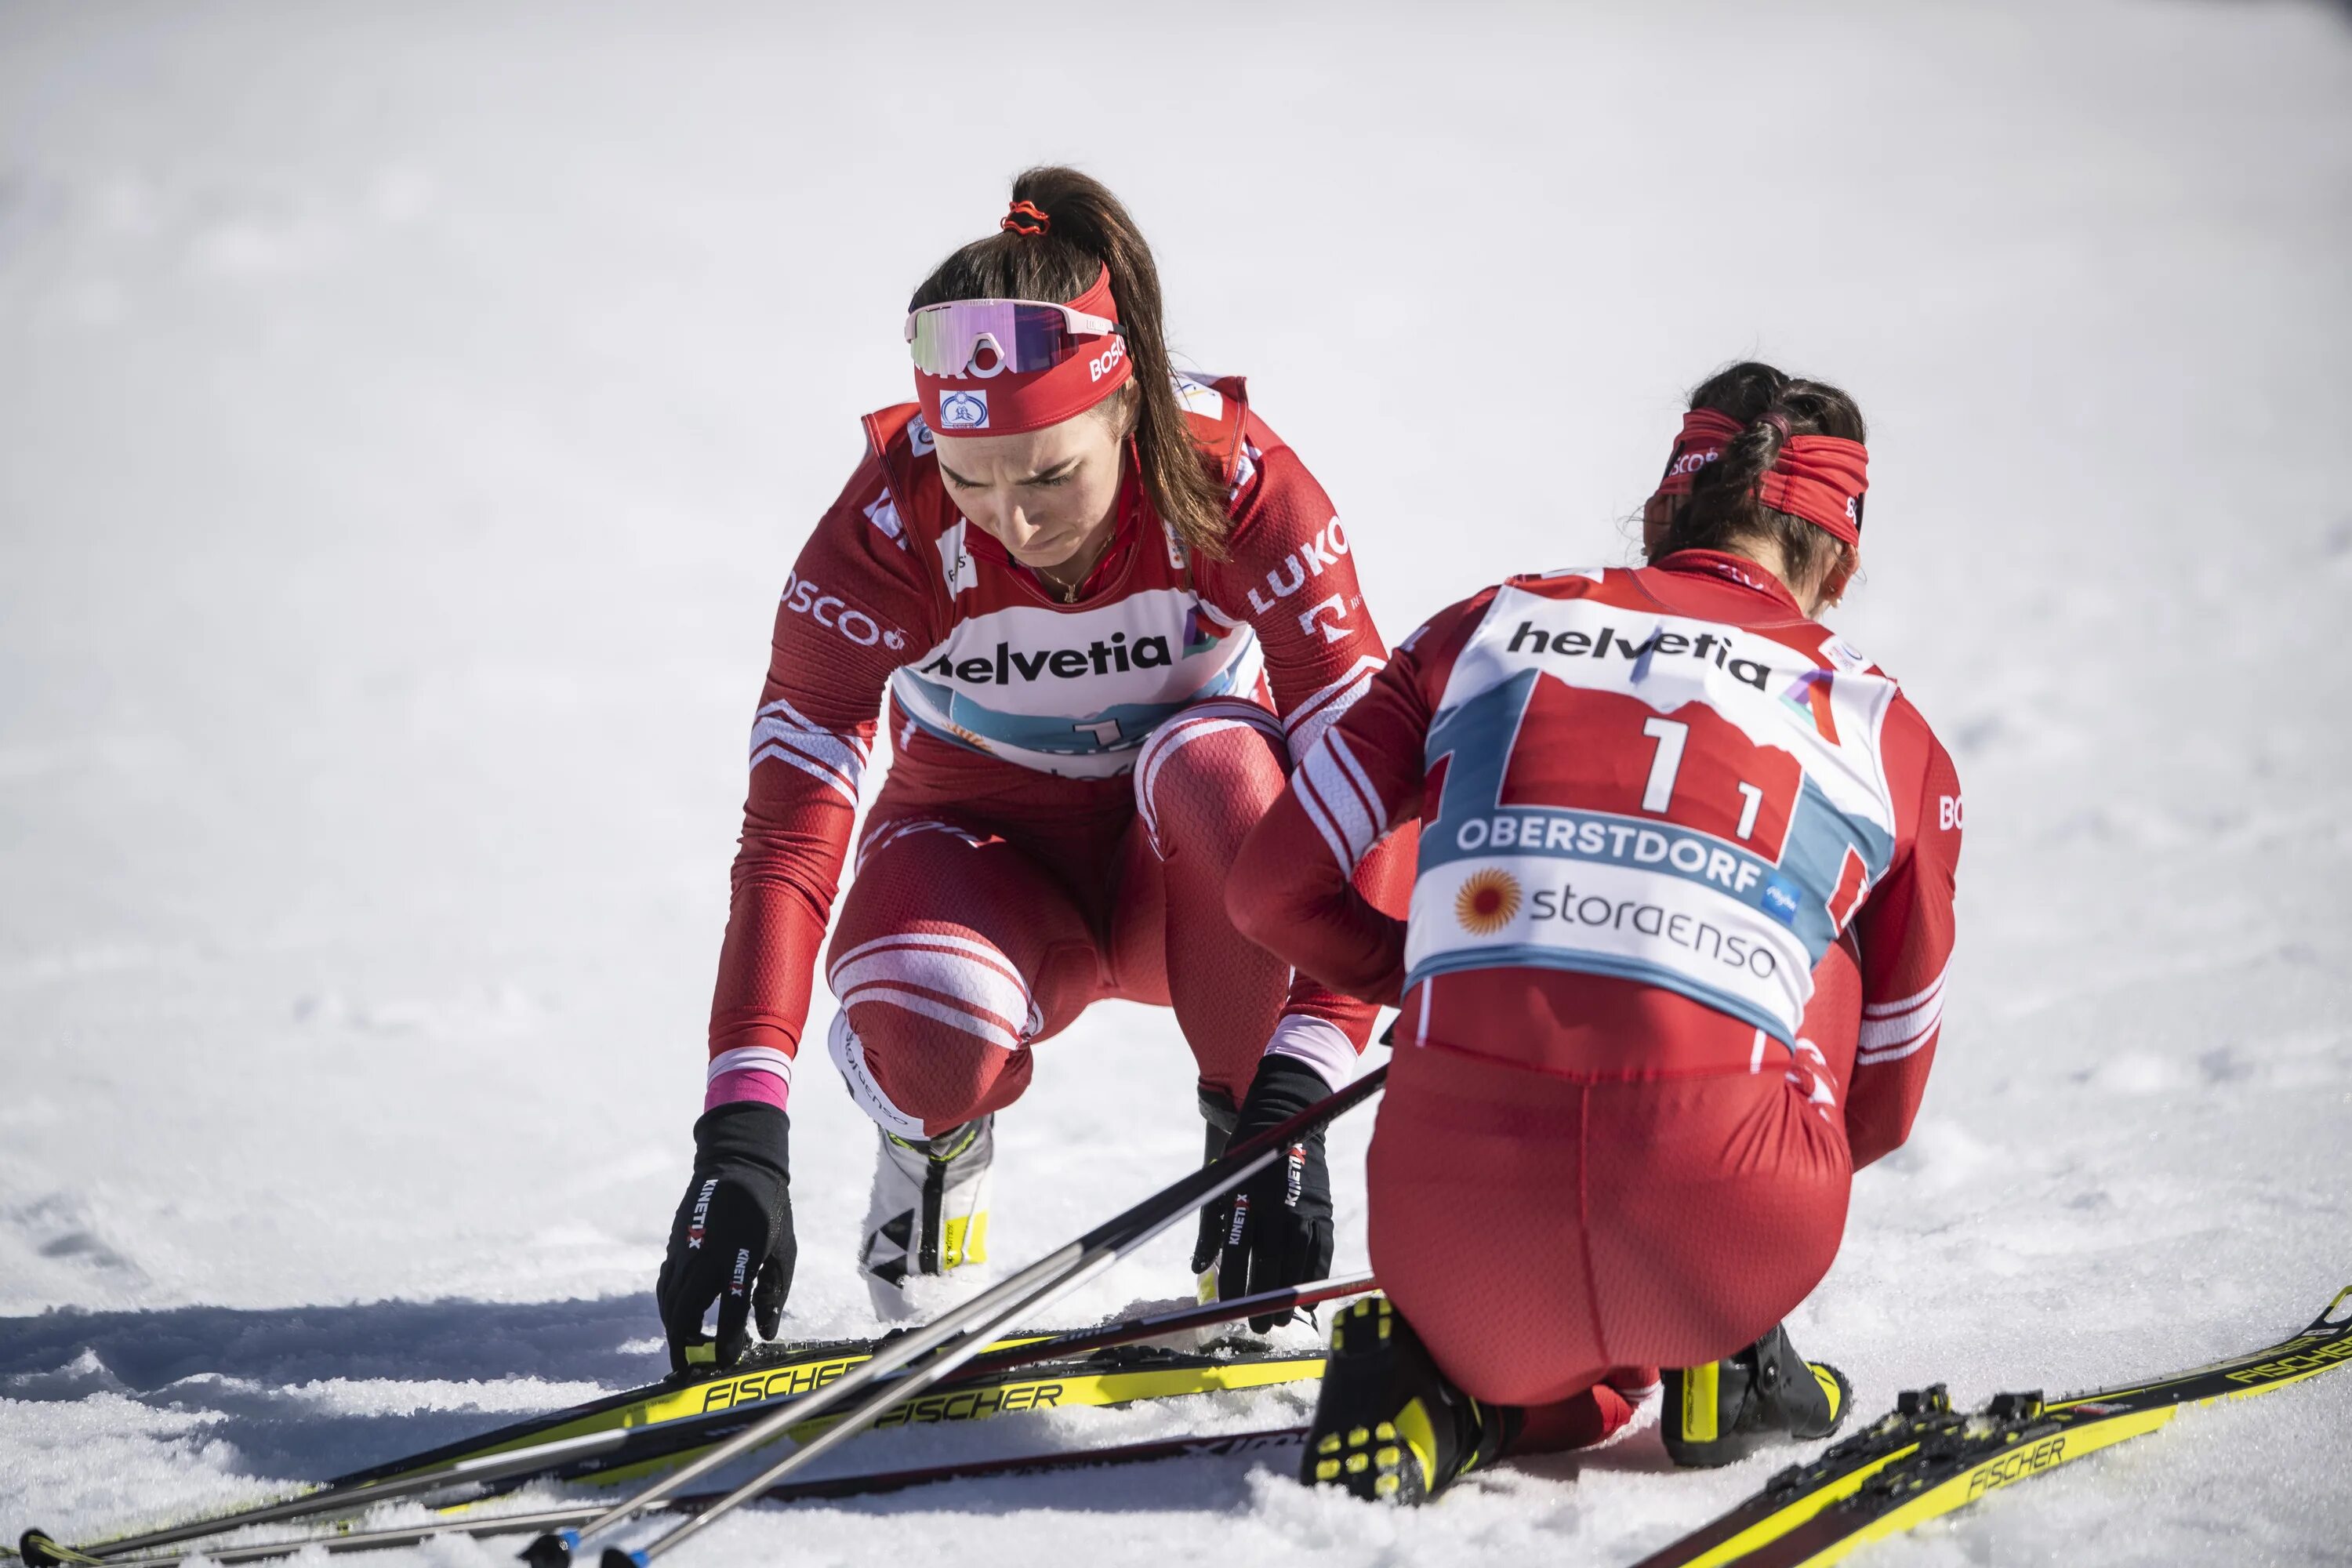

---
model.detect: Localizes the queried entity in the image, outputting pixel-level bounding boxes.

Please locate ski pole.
[15,1429,661,1568]
[956,1269,1373,1377]
[521,1063,1388,1568]
[90,1426,1315,1568]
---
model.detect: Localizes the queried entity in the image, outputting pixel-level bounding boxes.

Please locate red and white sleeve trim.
[1262,1014,1359,1093]
[1857,966,1948,1064]
[1283,655,1384,764]
[750,697,870,807]
[705,1045,795,1112]
[1295,730,1387,874]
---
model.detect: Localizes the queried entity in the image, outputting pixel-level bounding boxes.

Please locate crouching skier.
[652,168,1411,1371]
[1228,363,1963,1500]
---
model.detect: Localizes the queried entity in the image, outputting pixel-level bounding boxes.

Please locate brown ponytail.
[1657,361,1867,592]
[909,167,1232,559]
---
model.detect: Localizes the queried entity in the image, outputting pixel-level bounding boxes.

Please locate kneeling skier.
[1229,361,1963,1501]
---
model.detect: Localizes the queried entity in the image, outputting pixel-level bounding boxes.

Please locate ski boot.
[1301,1295,1515,1504]
[859,1115,993,1316]
[1662,1322,1851,1468]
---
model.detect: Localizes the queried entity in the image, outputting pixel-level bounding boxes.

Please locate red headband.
[1653,412,1869,547]
[1653,408,1744,498]
[913,263,1134,438]
[1756,436,1868,547]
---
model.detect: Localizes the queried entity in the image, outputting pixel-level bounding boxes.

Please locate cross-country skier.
[1228,362,1962,1501]
[654,168,1409,1372]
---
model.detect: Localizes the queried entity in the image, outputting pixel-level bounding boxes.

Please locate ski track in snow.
[3,2,2350,1563]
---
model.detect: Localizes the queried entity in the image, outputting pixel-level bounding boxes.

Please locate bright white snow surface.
[3,2,2349,1563]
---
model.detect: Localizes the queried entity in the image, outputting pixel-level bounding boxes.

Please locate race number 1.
[1639,717,1688,811]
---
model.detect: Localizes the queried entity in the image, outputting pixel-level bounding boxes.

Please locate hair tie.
[1759,412,1793,442]
[1000,199,1050,237]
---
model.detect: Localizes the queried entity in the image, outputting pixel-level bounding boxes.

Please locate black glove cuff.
[691,1102,792,1184]
[1240,1052,1333,1127]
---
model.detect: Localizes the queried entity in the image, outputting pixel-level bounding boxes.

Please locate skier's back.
[1230,361,1963,1501]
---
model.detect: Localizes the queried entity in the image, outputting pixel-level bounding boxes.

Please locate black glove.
[1190,1088,1240,1290]
[656,1102,796,1377]
[1203,1054,1334,1330]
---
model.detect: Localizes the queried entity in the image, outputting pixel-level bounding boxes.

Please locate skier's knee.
[829,1007,1023,1134]
[1134,700,1287,860]
[825,929,1041,1132]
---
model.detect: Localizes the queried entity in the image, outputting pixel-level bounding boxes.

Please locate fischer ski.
[13,1274,1371,1568]
[353,1266,1365,1492]
[554,1341,1326,1494]
[1628,1283,2352,1568]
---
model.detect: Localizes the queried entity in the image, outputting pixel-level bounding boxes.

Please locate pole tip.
[20,1532,94,1568]
[517,1533,575,1568]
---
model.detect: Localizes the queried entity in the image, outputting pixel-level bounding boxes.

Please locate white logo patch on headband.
[938,390,989,430]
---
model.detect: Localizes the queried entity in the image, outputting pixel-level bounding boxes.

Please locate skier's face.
[934,390,1133,573]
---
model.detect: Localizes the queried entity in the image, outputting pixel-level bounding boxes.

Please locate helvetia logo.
[939,390,988,430]
[1454,868,1523,935]
[918,632,1174,684]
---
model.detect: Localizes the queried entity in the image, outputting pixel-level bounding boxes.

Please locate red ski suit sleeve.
[1226,594,1491,1002]
[1191,416,1393,766]
[1843,710,1963,1168]
[706,450,935,1070]
[1190,412,1414,1054]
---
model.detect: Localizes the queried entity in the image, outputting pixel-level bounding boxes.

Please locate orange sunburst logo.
[1454,868,1523,935]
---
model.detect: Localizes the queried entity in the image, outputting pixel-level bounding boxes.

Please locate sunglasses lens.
[909,302,1097,378]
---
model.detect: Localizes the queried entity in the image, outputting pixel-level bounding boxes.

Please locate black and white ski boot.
[1301,1295,1515,1504]
[1662,1322,1851,1468]
[859,1115,993,1316]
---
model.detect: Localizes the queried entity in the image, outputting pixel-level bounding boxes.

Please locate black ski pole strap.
[1064,1064,1387,1258]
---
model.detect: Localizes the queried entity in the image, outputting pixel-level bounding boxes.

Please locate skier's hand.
[1189,1090,1239,1293]
[1203,1054,1334,1330]
[656,1102,797,1377]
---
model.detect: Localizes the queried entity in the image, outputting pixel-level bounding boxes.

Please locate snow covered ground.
[3,1,2349,1563]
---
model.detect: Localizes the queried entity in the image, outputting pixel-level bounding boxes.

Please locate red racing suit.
[705,374,1406,1132]
[1229,550,1962,1404]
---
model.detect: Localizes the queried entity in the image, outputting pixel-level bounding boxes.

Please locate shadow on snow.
[0,1294,666,1481]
